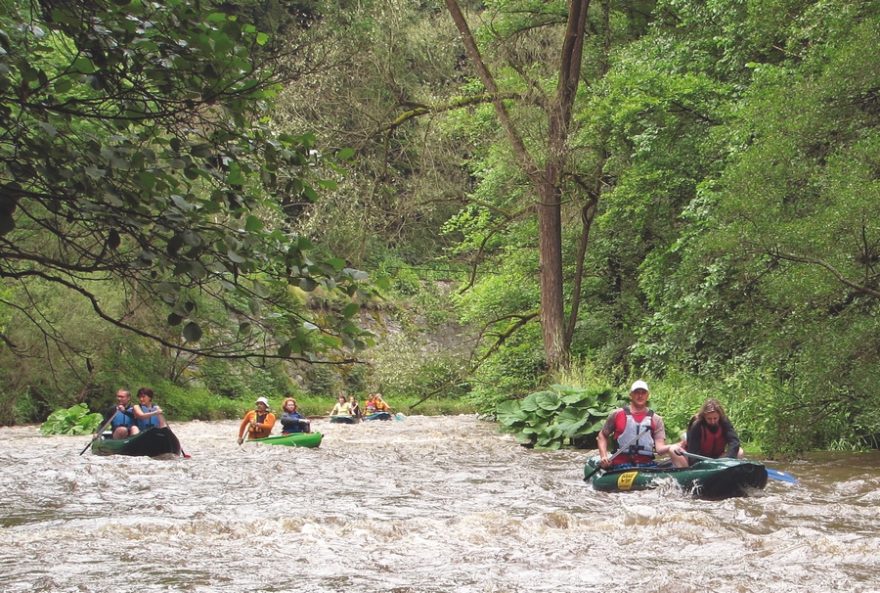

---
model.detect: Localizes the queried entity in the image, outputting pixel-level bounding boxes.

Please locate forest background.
[2,0,879,456]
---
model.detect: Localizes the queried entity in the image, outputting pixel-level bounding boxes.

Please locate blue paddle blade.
[766,468,798,484]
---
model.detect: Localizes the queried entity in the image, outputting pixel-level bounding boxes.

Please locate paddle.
[157,413,191,459]
[79,410,116,455]
[584,429,646,481]
[238,418,256,446]
[239,429,250,447]
[678,450,797,483]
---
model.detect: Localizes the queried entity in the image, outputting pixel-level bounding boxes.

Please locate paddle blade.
[394,413,405,421]
[766,468,797,484]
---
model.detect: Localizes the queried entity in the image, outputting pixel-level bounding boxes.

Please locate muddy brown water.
[0,415,878,593]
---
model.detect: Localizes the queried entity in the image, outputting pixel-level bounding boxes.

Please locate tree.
[272,0,471,268]
[0,0,373,364]
[444,0,592,371]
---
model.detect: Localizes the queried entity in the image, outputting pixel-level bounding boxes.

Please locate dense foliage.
[4,0,880,456]
[0,0,373,361]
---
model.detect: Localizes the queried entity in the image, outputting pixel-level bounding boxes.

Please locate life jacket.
[135,404,160,431]
[111,408,133,430]
[612,407,655,465]
[699,423,727,458]
[280,412,307,433]
[249,411,274,438]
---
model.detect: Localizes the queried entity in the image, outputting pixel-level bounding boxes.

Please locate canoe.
[584,456,768,499]
[329,415,358,424]
[248,432,323,448]
[91,426,182,458]
[363,411,392,421]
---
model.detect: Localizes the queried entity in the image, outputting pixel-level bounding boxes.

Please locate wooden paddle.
[79,410,116,455]
[679,450,797,483]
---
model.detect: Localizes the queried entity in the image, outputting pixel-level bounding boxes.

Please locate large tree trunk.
[537,178,567,369]
[446,0,590,372]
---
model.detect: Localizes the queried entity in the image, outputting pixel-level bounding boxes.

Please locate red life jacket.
[612,407,656,466]
[699,424,726,458]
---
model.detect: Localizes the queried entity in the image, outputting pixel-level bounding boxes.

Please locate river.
[0,415,878,593]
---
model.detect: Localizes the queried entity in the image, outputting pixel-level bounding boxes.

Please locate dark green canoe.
[329,415,358,424]
[584,456,768,498]
[363,412,392,421]
[91,426,182,458]
[248,432,323,448]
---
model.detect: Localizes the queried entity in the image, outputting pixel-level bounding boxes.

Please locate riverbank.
[153,389,479,423]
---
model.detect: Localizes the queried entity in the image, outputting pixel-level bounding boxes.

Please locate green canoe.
[584,456,768,499]
[91,426,182,458]
[329,415,358,424]
[248,432,323,448]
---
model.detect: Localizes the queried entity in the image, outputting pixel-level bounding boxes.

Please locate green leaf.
[244,215,262,232]
[182,322,202,342]
[226,162,244,186]
[227,249,247,263]
[535,392,561,411]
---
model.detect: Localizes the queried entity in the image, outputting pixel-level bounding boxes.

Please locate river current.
[0,415,878,593]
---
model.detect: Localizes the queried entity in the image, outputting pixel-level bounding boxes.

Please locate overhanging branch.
[772,249,880,299]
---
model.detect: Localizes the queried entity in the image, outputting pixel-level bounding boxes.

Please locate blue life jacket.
[135,404,161,431]
[111,407,133,430]
[280,412,308,433]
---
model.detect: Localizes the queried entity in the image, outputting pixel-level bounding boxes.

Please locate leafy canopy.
[0,0,372,361]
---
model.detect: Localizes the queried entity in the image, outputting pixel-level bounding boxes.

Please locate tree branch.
[772,250,880,299]
[374,92,522,135]
[445,0,543,186]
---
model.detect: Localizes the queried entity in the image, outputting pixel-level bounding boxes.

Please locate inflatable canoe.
[585,456,768,498]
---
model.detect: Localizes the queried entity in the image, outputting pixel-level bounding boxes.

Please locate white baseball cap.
[629,380,649,393]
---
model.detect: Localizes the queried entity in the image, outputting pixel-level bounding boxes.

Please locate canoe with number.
[584,456,768,498]
[91,426,182,458]
[247,432,323,448]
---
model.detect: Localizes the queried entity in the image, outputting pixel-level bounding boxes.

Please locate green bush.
[369,333,468,399]
[303,363,343,396]
[199,358,248,398]
[147,382,241,421]
[496,384,625,450]
[40,403,103,436]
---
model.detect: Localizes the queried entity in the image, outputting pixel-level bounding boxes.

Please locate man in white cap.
[237,396,276,444]
[596,380,687,469]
